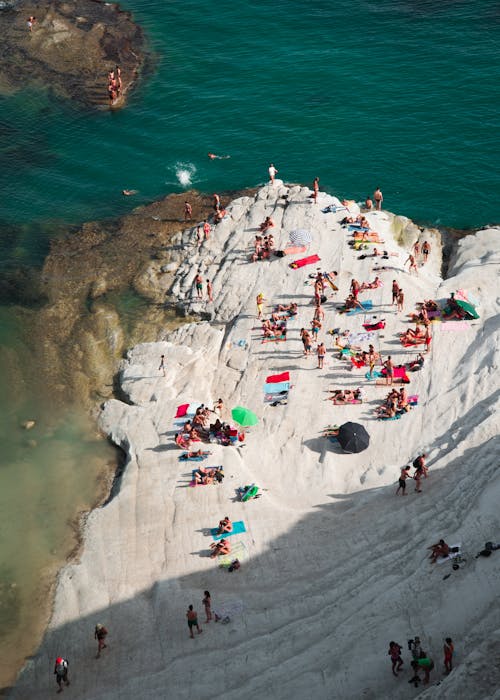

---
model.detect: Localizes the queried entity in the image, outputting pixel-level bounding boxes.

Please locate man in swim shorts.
[373,186,383,210]
[186,605,202,638]
[396,466,411,495]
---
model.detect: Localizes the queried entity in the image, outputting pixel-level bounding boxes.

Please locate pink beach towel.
[283,245,307,256]
[289,254,321,269]
[441,321,470,331]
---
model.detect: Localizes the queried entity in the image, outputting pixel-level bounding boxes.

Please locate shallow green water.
[0,0,498,681]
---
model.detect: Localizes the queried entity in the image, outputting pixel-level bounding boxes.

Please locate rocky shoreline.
[0,0,147,109]
[11,182,500,699]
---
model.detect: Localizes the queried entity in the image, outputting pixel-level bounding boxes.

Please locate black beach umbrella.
[337,422,370,453]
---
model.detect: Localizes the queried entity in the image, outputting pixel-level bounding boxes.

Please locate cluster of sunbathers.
[375,387,412,419]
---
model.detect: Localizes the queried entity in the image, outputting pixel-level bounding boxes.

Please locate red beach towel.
[266,371,290,383]
[175,403,190,418]
[289,254,321,269]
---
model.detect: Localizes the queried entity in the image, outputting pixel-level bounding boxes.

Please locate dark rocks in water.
[0,0,148,109]
[0,265,45,306]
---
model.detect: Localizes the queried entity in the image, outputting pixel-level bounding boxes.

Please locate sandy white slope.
[12,185,500,699]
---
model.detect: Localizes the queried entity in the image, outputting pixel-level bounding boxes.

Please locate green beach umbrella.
[231,406,259,427]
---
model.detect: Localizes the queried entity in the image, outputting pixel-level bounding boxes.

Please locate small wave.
[172,162,196,188]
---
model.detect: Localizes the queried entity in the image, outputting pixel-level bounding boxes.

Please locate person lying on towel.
[217,517,233,535]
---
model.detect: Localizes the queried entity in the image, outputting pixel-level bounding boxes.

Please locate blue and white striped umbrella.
[289,228,313,245]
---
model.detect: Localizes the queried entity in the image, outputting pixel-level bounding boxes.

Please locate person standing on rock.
[159,354,166,377]
[256,292,265,319]
[186,605,202,638]
[184,202,193,222]
[422,240,431,264]
[268,163,278,185]
[27,16,36,32]
[115,65,122,95]
[373,186,383,210]
[203,591,212,623]
[206,279,214,302]
[312,177,320,203]
[213,194,220,212]
[54,657,70,693]
[317,342,326,369]
[194,273,203,299]
[203,220,211,241]
[94,623,108,659]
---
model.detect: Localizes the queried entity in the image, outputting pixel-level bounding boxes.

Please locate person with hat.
[54,657,70,692]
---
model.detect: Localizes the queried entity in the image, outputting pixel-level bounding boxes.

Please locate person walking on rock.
[268,163,278,185]
[54,657,70,693]
[186,605,202,638]
[443,637,454,674]
[206,279,214,302]
[94,623,108,659]
[159,354,166,377]
[194,273,203,300]
[396,466,411,496]
[184,201,192,222]
[388,641,404,676]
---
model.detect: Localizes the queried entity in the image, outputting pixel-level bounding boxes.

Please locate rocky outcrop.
[30,189,256,408]
[0,0,147,108]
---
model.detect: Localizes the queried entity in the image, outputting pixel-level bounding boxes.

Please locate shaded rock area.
[30,188,257,409]
[0,0,147,108]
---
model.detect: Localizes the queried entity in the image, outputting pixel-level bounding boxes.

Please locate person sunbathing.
[423,299,438,312]
[276,302,297,314]
[210,539,231,558]
[216,517,233,535]
[266,233,275,251]
[429,540,450,563]
[359,276,382,291]
[376,401,397,419]
[400,326,425,344]
[442,294,465,320]
[343,294,364,311]
[408,353,425,371]
[398,387,410,412]
[259,216,275,233]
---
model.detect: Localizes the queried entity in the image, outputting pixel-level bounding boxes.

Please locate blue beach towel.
[346,300,373,316]
[348,224,370,231]
[263,381,290,394]
[210,520,247,541]
[365,370,383,380]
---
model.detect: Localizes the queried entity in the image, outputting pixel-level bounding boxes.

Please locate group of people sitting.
[341,214,370,228]
[193,466,224,485]
[400,324,431,348]
[175,402,240,449]
[375,387,411,419]
[252,233,275,262]
[261,317,287,340]
[326,388,363,403]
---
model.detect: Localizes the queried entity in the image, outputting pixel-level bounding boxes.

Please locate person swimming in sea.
[208,153,230,160]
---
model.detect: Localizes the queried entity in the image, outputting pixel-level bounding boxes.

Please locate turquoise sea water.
[0,0,498,681]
